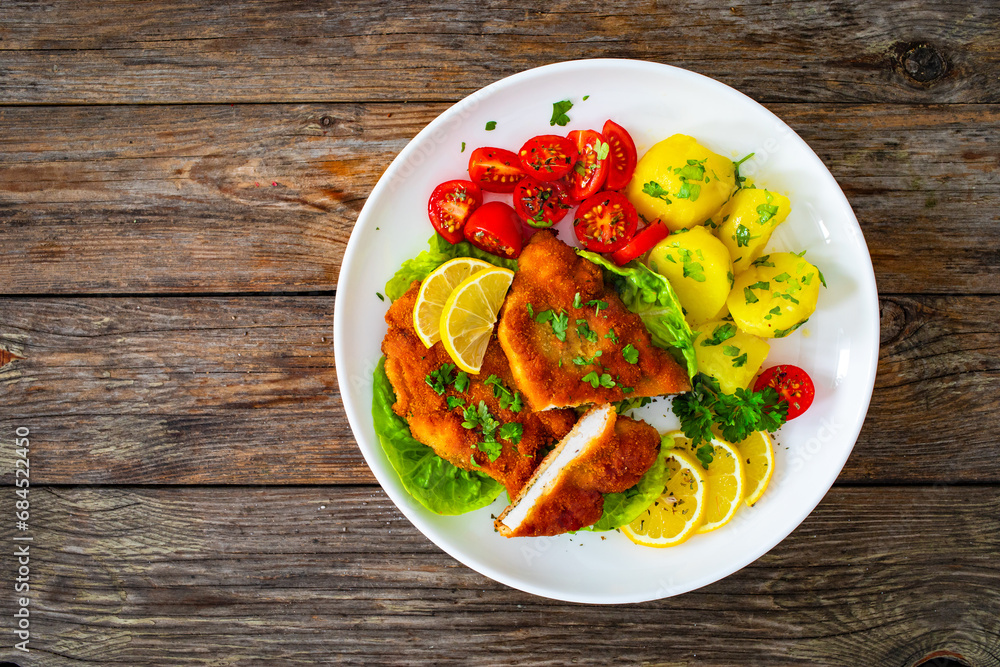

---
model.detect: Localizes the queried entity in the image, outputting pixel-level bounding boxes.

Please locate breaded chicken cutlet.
[497,230,690,411]
[381,282,578,498]
[495,403,661,537]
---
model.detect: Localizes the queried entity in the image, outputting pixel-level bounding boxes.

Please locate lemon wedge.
[439,266,514,373]
[664,431,746,534]
[412,257,494,348]
[621,450,707,548]
[734,430,775,507]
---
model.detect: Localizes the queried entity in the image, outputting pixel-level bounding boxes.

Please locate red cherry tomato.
[602,119,638,191]
[427,180,483,244]
[573,191,638,254]
[468,147,526,193]
[513,176,572,228]
[610,220,669,265]
[753,365,816,420]
[564,129,609,203]
[464,201,523,259]
[517,134,579,182]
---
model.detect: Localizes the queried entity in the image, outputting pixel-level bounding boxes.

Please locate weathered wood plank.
[1,103,998,295]
[0,485,997,666]
[1,0,998,105]
[1,294,997,485]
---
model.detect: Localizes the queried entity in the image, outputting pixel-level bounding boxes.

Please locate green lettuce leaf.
[372,356,504,515]
[385,233,518,302]
[576,250,697,379]
[586,436,672,531]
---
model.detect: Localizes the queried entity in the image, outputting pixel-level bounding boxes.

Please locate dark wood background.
[1,1,998,665]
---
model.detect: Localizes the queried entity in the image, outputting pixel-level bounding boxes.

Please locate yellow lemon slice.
[621,450,707,548]
[664,431,746,534]
[734,430,775,507]
[439,266,514,374]
[412,257,494,348]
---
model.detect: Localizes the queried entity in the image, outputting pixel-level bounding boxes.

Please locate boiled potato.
[726,252,822,338]
[625,134,736,231]
[714,188,791,273]
[646,226,734,326]
[693,319,770,394]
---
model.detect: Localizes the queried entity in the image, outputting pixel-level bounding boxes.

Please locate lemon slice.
[621,450,707,548]
[665,431,746,534]
[439,266,514,373]
[412,257,494,348]
[734,430,775,507]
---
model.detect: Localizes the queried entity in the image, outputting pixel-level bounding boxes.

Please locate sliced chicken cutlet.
[497,230,690,411]
[495,403,661,537]
[381,281,578,498]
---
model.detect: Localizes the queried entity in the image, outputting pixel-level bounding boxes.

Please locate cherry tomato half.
[753,364,816,420]
[468,147,526,193]
[518,134,579,182]
[564,129,609,203]
[602,119,638,191]
[573,191,638,254]
[513,176,571,228]
[464,201,523,259]
[427,179,483,244]
[610,219,669,265]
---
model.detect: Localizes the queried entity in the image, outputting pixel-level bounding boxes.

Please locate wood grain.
[1,0,998,105]
[0,485,997,666]
[0,294,997,485]
[2,103,998,295]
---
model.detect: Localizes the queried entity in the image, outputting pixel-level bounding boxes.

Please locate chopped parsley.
[586,298,609,313]
[744,281,770,304]
[582,371,616,389]
[425,363,457,395]
[642,180,672,204]
[752,255,775,268]
[734,224,753,248]
[376,292,385,301]
[674,159,706,201]
[672,373,787,447]
[535,308,570,341]
[757,202,780,225]
[622,344,639,364]
[573,350,603,366]
[700,322,737,347]
[733,153,755,188]
[485,121,497,131]
[484,375,523,412]
[678,248,706,282]
[576,319,599,344]
[453,371,470,393]
[604,328,619,344]
[550,99,573,127]
[774,318,808,338]
[498,422,523,445]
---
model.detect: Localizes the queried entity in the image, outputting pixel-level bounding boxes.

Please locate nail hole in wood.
[320,115,333,127]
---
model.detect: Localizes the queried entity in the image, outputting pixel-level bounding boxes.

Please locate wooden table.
[1,2,998,665]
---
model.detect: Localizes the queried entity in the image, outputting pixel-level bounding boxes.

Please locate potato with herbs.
[625,134,736,231]
[714,188,791,273]
[726,252,823,338]
[693,320,770,394]
[646,226,733,326]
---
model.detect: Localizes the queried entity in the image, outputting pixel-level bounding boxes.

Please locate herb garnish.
[622,344,639,364]
[484,375,523,412]
[700,322,737,347]
[550,100,573,127]
[582,371,616,389]
[642,180,672,204]
[672,373,787,447]
[535,308,570,341]
[425,363,456,395]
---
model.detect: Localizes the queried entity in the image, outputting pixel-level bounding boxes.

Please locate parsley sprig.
[672,373,787,447]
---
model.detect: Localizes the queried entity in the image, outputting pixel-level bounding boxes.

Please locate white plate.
[334,59,879,604]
